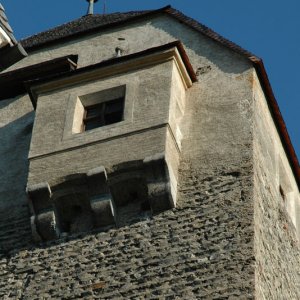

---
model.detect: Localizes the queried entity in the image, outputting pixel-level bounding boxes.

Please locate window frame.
[63,83,136,142]
[82,97,125,132]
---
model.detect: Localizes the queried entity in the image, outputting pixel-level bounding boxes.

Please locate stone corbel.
[143,153,175,213]
[87,167,115,228]
[27,182,59,241]
[30,210,59,242]
[27,182,51,214]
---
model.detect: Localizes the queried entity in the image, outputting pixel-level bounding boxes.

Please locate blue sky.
[2,0,299,160]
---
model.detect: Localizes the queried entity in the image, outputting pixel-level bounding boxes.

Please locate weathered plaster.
[253,71,300,299]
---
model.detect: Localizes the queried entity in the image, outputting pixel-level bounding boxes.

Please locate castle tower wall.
[0,13,298,298]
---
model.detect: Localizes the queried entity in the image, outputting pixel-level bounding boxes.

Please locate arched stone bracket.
[27,156,176,241]
[30,210,59,242]
[90,195,115,228]
[87,166,110,196]
[27,167,116,241]
[27,183,59,241]
[87,167,115,228]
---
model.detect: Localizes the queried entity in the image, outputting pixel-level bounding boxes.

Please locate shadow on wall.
[0,107,34,253]
[0,109,33,209]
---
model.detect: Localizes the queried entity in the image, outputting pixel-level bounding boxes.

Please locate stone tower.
[0,5,299,299]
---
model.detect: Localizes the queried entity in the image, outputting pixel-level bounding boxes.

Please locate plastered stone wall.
[253,72,300,298]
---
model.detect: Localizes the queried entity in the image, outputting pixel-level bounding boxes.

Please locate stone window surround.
[82,97,124,131]
[71,85,126,134]
[63,83,135,142]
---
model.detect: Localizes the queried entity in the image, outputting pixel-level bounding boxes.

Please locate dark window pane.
[86,104,103,119]
[84,119,103,131]
[105,111,123,125]
[105,98,124,114]
[83,97,124,131]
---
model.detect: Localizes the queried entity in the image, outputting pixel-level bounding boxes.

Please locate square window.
[83,97,124,131]
[71,85,126,134]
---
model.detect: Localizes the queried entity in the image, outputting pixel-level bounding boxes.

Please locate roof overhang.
[0,55,78,100]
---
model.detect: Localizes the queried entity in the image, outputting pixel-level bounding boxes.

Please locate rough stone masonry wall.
[0,162,254,299]
[254,167,300,299]
[253,72,300,299]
